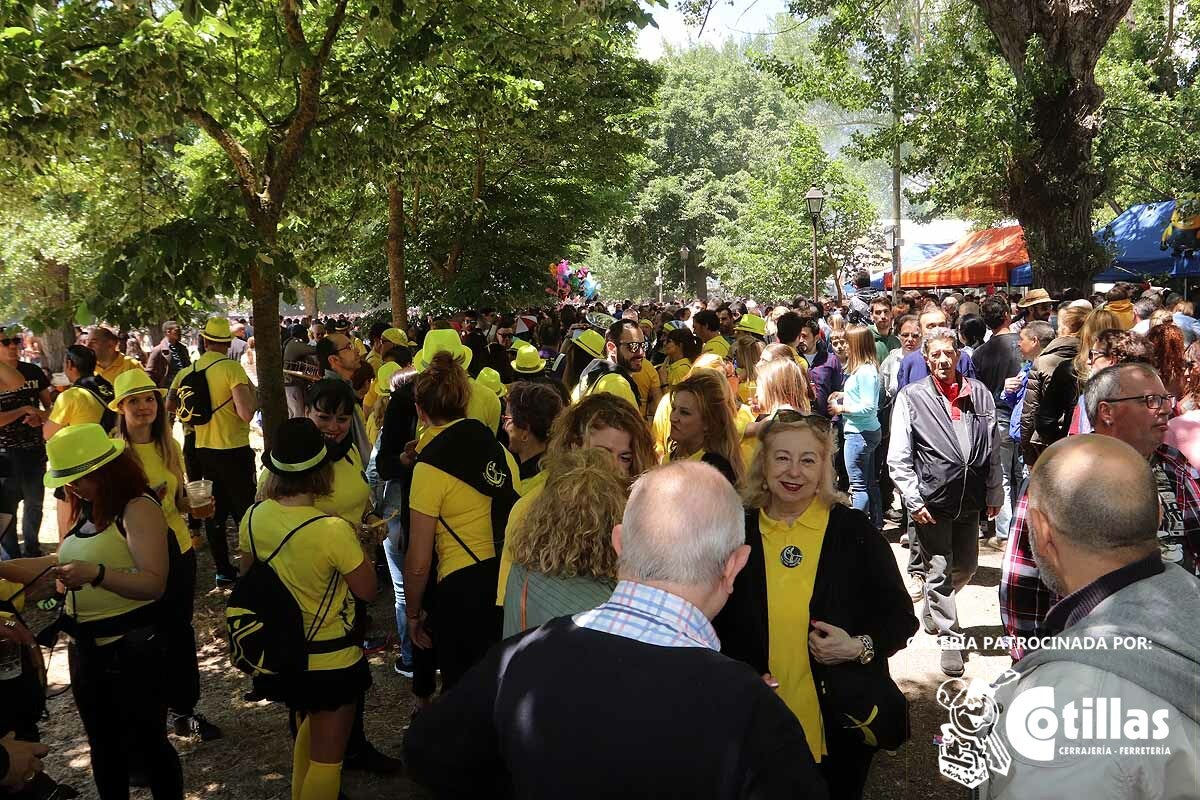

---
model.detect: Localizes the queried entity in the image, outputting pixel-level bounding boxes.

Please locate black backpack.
[175,358,231,427]
[225,504,350,677]
[76,375,117,432]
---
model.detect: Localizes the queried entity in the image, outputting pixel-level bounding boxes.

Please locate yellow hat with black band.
[382,328,411,347]
[733,314,767,338]
[512,344,547,374]
[200,317,233,343]
[414,329,473,371]
[44,424,127,489]
[476,367,507,399]
[261,418,329,477]
[108,369,166,411]
[573,329,606,360]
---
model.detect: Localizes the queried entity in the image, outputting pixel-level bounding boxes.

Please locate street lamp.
[655,265,664,304]
[679,244,690,297]
[884,225,904,303]
[805,185,825,300]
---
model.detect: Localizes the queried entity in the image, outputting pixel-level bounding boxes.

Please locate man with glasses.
[0,326,52,559]
[575,320,648,414]
[1000,362,1200,660]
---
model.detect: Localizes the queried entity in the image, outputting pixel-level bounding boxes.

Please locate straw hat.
[261,418,328,477]
[573,329,606,360]
[374,362,402,397]
[1017,289,1053,308]
[512,344,547,374]
[476,367,507,399]
[44,424,127,488]
[108,370,166,411]
[414,329,473,371]
[200,318,233,342]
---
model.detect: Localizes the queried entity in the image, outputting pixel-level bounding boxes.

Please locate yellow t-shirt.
[49,386,107,428]
[353,337,368,357]
[667,358,691,387]
[702,336,730,358]
[467,379,501,433]
[736,404,758,468]
[759,503,830,762]
[495,481,544,605]
[651,393,672,459]
[314,446,371,527]
[130,440,191,555]
[631,359,658,418]
[365,351,382,372]
[410,419,521,581]
[238,500,363,671]
[96,355,145,386]
[171,352,250,450]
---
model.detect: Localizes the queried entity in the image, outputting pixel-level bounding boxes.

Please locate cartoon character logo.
[935,669,1020,788]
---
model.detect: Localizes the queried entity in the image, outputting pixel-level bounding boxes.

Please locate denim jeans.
[993,428,1025,541]
[0,448,46,559]
[844,428,882,528]
[380,480,411,666]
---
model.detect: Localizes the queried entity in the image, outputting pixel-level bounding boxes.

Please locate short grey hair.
[619,462,745,585]
[1028,435,1158,551]
[921,327,958,357]
[1019,320,1055,348]
[1083,362,1161,423]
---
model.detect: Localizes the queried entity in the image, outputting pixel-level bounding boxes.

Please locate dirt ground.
[21,491,1002,800]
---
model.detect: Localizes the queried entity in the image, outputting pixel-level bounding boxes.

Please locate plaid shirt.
[1000,442,1200,660]
[574,581,720,651]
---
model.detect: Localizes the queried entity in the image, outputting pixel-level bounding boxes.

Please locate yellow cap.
[587,373,637,409]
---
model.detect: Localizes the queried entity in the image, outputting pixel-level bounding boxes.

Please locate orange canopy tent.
[885,225,1029,289]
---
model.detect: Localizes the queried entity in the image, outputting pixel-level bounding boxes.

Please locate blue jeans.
[844,428,882,528]
[993,428,1025,541]
[380,480,412,666]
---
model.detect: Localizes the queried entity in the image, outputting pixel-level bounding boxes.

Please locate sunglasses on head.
[760,407,832,438]
[0,337,21,347]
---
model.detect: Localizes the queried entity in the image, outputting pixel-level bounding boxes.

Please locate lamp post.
[885,225,903,302]
[656,265,664,304]
[679,244,690,298]
[805,185,825,300]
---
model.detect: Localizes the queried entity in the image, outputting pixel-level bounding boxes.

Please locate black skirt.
[252,655,371,713]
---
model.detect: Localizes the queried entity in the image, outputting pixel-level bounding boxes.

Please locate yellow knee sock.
[291,718,312,800]
[299,760,343,800]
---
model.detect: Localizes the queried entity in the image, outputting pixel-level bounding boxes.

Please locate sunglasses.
[620,341,648,354]
[760,407,832,438]
[0,337,21,347]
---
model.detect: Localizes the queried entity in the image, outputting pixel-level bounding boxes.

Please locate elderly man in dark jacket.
[888,328,1002,677]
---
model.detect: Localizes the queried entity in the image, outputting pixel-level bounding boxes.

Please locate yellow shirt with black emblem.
[410,419,522,582]
[170,351,250,450]
[238,500,364,671]
[49,386,107,428]
[130,440,192,555]
[759,503,829,762]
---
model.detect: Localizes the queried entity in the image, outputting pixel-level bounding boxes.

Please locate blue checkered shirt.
[573,581,721,651]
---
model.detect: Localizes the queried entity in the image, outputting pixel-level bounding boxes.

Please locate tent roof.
[897,226,1028,288]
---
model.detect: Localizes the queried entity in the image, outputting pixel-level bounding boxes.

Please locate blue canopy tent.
[1010,201,1180,286]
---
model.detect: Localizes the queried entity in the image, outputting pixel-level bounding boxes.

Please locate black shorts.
[253,655,371,714]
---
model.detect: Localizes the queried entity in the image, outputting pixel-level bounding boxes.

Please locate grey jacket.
[985,564,1200,799]
[887,375,1003,516]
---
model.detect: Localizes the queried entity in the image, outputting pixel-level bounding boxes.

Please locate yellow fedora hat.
[108,369,166,411]
[44,423,127,488]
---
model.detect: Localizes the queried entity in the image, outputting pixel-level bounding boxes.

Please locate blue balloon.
[583,276,598,300]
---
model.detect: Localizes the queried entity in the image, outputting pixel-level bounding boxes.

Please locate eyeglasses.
[1088,349,1109,363]
[0,337,21,346]
[497,332,514,340]
[620,341,647,354]
[1103,393,1176,410]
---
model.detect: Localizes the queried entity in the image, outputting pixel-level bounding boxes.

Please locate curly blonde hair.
[546,393,656,477]
[742,415,847,510]
[508,448,626,579]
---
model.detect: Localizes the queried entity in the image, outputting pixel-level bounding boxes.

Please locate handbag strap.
[437,515,481,564]
[520,573,529,631]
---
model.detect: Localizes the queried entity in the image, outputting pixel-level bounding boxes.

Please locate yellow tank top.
[130,441,192,555]
[58,506,155,626]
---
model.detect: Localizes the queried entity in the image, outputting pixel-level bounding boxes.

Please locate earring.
[762,480,768,490]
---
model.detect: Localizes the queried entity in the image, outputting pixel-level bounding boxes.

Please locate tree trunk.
[387,177,408,327]
[250,264,286,448]
[300,285,318,319]
[973,0,1132,291]
[41,322,73,374]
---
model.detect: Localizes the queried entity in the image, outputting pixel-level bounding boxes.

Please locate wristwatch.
[856,634,875,665]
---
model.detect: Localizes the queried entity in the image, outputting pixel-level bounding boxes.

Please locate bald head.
[1029,434,1158,553]
[618,462,745,586]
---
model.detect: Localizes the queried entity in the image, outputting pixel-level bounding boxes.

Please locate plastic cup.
[186,479,215,520]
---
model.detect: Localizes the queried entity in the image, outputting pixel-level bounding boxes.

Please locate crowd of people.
[0,273,1198,798]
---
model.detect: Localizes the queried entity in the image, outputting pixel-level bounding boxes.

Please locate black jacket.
[714,504,917,688]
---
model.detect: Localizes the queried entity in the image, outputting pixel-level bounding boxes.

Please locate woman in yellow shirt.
[713,412,917,800]
[664,370,744,486]
[109,369,222,742]
[238,418,377,800]
[43,345,113,440]
[43,424,181,799]
[656,326,700,392]
[403,352,521,693]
